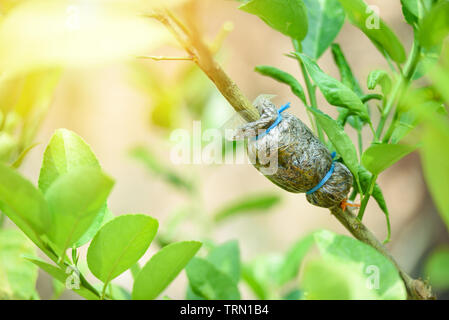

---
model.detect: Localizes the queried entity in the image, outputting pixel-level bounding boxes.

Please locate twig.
[150,12,259,123]
[151,9,434,300]
[138,55,194,61]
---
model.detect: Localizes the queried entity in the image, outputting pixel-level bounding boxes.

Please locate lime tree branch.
[331,206,433,300]
[151,9,434,300]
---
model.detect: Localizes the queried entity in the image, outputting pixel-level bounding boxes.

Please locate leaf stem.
[292,40,325,142]
[100,283,108,300]
[376,39,422,139]
[357,173,377,220]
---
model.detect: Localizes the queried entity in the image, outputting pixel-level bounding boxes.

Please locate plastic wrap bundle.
[233,95,353,208]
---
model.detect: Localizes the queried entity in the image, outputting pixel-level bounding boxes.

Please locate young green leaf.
[24,255,99,300]
[0,163,50,248]
[239,0,308,41]
[132,241,202,300]
[295,53,369,121]
[206,240,240,284]
[277,233,314,285]
[391,101,446,144]
[213,193,281,223]
[337,0,406,63]
[419,1,449,48]
[186,257,241,300]
[301,258,378,299]
[367,70,392,96]
[400,0,433,27]
[425,247,449,290]
[74,205,114,248]
[413,45,442,80]
[254,65,306,104]
[330,43,364,130]
[39,128,100,193]
[0,229,38,299]
[357,165,390,242]
[242,254,284,300]
[39,129,111,248]
[301,0,346,59]
[311,230,406,299]
[308,108,361,186]
[87,214,158,285]
[45,167,114,256]
[420,120,449,230]
[330,44,363,96]
[361,143,416,176]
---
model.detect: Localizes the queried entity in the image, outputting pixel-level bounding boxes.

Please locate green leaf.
[254,65,306,104]
[301,0,346,59]
[302,258,373,299]
[306,230,406,299]
[51,277,65,300]
[45,167,114,256]
[132,241,202,300]
[206,240,240,284]
[186,257,241,300]
[419,1,449,48]
[294,53,369,121]
[420,118,449,230]
[337,0,406,63]
[390,101,446,144]
[308,108,361,187]
[239,0,308,41]
[277,234,314,285]
[361,143,416,175]
[425,247,449,290]
[330,43,364,131]
[39,129,108,248]
[87,214,158,285]
[213,193,281,223]
[242,254,284,300]
[0,163,50,249]
[39,128,100,193]
[400,0,433,27]
[330,44,363,96]
[367,70,392,96]
[24,255,99,300]
[0,229,38,299]
[283,289,303,300]
[74,205,114,248]
[413,45,442,80]
[357,165,390,241]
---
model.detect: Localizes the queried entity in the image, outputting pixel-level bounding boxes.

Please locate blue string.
[306,151,337,195]
[255,102,291,140]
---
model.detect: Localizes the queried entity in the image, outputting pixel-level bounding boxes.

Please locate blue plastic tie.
[255,102,291,140]
[306,151,337,195]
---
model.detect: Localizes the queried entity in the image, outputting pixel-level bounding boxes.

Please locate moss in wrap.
[233,96,352,208]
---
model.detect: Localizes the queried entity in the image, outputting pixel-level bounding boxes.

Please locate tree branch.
[152,9,435,300]
[331,206,434,300]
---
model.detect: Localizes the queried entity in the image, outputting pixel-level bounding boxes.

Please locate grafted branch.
[150,9,434,300]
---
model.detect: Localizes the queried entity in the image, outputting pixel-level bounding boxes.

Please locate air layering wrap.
[233,95,353,208]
